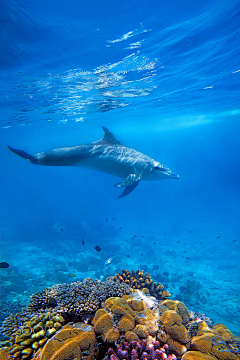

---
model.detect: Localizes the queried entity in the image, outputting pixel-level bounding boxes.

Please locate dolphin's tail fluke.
[7,145,38,164]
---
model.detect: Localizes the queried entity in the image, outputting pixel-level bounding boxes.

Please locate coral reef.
[103,340,177,360]
[112,270,171,300]
[93,295,160,344]
[5,310,65,359]
[32,323,98,360]
[1,272,240,360]
[28,278,131,316]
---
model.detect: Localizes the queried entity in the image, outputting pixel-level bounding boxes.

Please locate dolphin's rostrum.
[7,127,179,198]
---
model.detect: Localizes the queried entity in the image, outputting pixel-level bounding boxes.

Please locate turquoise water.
[0,0,240,337]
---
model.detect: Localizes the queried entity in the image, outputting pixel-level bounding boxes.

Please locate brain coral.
[212,324,234,341]
[112,270,171,300]
[160,310,191,344]
[28,278,131,316]
[182,351,218,360]
[159,300,189,325]
[167,338,188,357]
[33,323,98,360]
[93,309,120,344]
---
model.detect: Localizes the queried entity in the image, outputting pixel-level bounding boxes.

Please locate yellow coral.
[197,321,214,336]
[134,324,149,339]
[125,331,139,342]
[191,334,214,354]
[102,328,120,344]
[0,347,14,360]
[181,351,218,360]
[212,324,233,341]
[128,299,146,312]
[160,300,189,325]
[110,298,135,317]
[93,309,114,336]
[118,315,135,333]
[167,338,187,357]
[161,310,190,344]
[34,323,97,360]
[211,342,239,360]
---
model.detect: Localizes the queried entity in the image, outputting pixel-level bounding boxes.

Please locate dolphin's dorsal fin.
[100,127,122,145]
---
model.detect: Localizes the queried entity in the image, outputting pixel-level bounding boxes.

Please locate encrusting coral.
[0,271,240,360]
[112,270,171,300]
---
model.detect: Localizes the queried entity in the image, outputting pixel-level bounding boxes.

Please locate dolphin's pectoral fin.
[114,174,142,198]
[117,181,141,198]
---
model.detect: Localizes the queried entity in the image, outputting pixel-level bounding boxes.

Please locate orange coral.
[211,342,239,360]
[93,309,119,343]
[34,323,97,360]
[94,309,114,336]
[110,298,135,317]
[118,314,135,333]
[190,334,214,354]
[181,351,218,360]
[160,310,190,344]
[160,300,189,325]
[128,299,146,312]
[212,324,233,342]
[0,347,14,360]
[197,321,213,336]
[125,331,139,342]
[167,338,187,357]
[134,324,149,339]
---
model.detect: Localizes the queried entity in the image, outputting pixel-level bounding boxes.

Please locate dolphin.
[7,127,179,198]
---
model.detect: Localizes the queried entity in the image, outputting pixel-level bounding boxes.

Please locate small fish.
[200,242,202,244]
[126,255,130,258]
[176,240,180,243]
[232,239,237,242]
[216,236,221,238]
[188,231,192,233]
[71,273,76,277]
[0,262,9,269]
[105,218,108,222]
[184,251,188,253]
[104,256,116,266]
[153,242,156,245]
[94,246,101,252]
[186,257,191,260]
[82,239,85,245]
[112,218,116,220]
[119,227,122,229]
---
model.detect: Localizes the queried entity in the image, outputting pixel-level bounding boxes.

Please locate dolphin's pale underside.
[8,127,179,198]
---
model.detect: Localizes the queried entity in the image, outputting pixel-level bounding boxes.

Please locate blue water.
[0,0,240,337]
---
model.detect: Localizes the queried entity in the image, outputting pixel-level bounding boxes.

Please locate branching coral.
[111,270,171,300]
[28,278,131,316]
[103,340,177,360]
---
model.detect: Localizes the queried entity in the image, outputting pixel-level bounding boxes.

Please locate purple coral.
[103,340,177,360]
